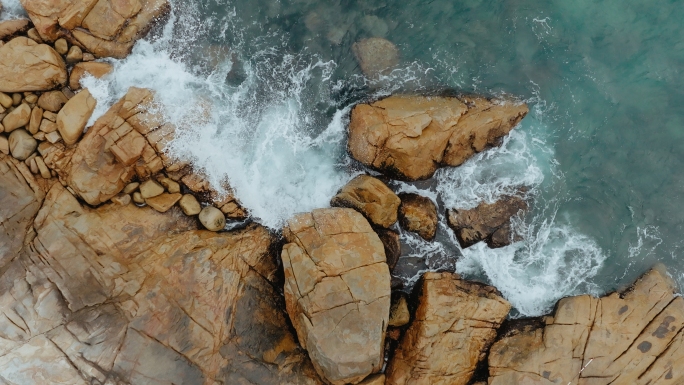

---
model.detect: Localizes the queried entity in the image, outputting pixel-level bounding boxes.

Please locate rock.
[376,227,401,271]
[8,129,38,160]
[65,45,82,64]
[0,183,321,384]
[39,118,57,133]
[26,27,42,43]
[2,103,31,132]
[24,93,38,104]
[44,130,61,143]
[488,265,684,384]
[282,208,390,385]
[0,136,8,155]
[139,179,164,198]
[122,182,139,194]
[388,294,410,327]
[43,110,57,121]
[82,52,95,61]
[20,0,171,59]
[56,88,96,145]
[132,191,144,204]
[348,95,529,180]
[330,174,401,228]
[0,154,45,270]
[69,61,113,90]
[386,272,511,385]
[0,37,67,93]
[398,193,438,240]
[35,155,51,178]
[352,37,399,78]
[0,92,12,109]
[11,93,21,105]
[199,205,225,231]
[159,176,180,193]
[29,106,43,134]
[359,374,386,385]
[145,192,181,212]
[0,19,31,40]
[37,90,68,112]
[54,38,68,54]
[111,193,131,205]
[179,193,201,215]
[447,196,527,249]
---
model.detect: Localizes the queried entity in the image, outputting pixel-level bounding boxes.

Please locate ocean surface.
[3,0,684,317]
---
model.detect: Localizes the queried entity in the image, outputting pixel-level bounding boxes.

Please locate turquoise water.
[18,0,682,315]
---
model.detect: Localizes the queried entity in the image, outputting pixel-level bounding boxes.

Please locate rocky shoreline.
[1,1,683,384]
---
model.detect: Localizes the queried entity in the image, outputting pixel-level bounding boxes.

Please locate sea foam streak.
[0,0,27,20]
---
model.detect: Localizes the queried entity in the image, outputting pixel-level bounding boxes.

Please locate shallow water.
[4,0,684,316]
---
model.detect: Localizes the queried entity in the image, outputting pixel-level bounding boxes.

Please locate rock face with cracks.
[330,174,401,228]
[282,208,391,385]
[348,95,528,180]
[488,265,684,384]
[385,272,511,385]
[0,181,323,384]
[19,0,170,58]
[0,36,67,93]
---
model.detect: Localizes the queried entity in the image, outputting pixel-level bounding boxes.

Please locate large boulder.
[330,174,401,228]
[348,95,528,180]
[447,195,527,248]
[386,272,511,385]
[0,183,322,384]
[488,265,684,384]
[282,208,391,385]
[56,88,97,145]
[0,37,67,93]
[0,19,31,40]
[20,0,170,58]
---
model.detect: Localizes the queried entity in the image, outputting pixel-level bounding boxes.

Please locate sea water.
[4,0,683,317]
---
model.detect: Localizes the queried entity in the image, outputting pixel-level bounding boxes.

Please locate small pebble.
[54,38,68,55]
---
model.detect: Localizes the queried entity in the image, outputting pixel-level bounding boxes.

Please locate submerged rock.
[386,272,511,385]
[488,265,684,384]
[0,37,67,93]
[348,95,528,180]
[282,208,390,385]
[398,193,438,240]
[330,174,401,228]
[20,0,170,58]
[447,195,527,249]
[352,37,399,78]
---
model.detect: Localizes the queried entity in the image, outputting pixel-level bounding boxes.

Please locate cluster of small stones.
[0,21,246,233]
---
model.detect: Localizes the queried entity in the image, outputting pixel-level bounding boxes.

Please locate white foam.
[0,0,26,20]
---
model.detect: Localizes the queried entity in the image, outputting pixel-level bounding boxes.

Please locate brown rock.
[37,90,68,112]
[386,272,511,385]
[11,92,22,105]
[139,179,164,198]
[2,103,31,132]
[44,130,61,143]
[488,265,684,385]
[447,196,527,249]
[331,174,401,228]
[199,205,225,231]
[0,92,12,109]
[0,136,8,155]
[0,182,321,384]
[39,118,58,133]
[21,0,170,59]
[65,45,82,64]
[0,154,45,270]
[179,193,201,215]
[0,19,31,40]
[282,208,390,385]
[56,88,96,145]
[111,193,131,205]
[24,93,38,104]
[29,106,43,134]
[69,61,113,90]
[359,374,386,385]
[43,110,57,121]
[159,176,180,193]
[376,227,401,271]
[145,192,181,212]
[0,37,67,93]
[122,182,139,194]
[8,129,38,160]
[388,294,410,327]
[54,38,68,54]
[398,193,438,240]
[352,37,399,78]
[132,191,144,204]
[348,95,528,180]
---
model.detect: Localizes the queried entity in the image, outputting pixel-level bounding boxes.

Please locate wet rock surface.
[282,208,390,385]
[398,193,438,241]
[0,37,67,93]
[488,265,684,384]
[348,95,528,180]
[386,272,511,385]
[447,195,528,248]
[330,174,401,228]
